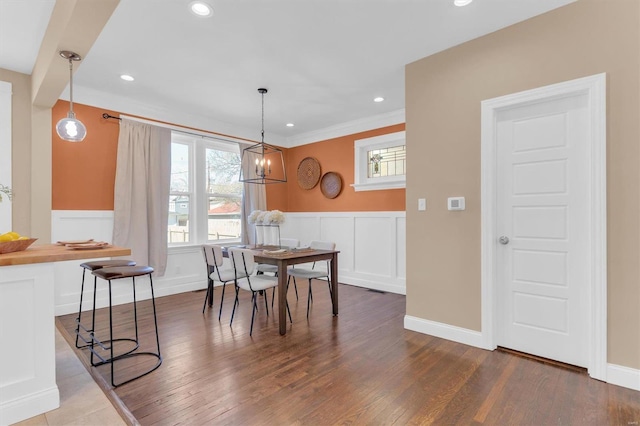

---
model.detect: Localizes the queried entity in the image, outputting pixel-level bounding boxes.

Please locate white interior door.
[496,93,589,367]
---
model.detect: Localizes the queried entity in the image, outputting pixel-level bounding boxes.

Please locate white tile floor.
[13,329,126,426]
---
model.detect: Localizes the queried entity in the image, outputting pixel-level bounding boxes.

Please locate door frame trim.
[480,73,607,380]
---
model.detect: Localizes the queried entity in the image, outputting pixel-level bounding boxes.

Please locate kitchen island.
[0,244,130,425]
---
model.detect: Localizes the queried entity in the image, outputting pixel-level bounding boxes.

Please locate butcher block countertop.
[0,244,131,266]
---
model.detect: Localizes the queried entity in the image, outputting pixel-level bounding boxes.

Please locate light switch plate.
[418,198,426,211]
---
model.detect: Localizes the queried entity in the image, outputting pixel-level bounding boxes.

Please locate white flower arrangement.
[249,209,286,225]
[248,210,263,224]
[256,211,268,224]
[263,210,285,225]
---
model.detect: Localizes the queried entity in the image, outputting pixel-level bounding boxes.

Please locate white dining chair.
[202,244,245,319]
[229,248,292,336]
[287,240,336,318]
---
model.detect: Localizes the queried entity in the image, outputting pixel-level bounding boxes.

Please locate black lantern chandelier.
[238,88,287,184]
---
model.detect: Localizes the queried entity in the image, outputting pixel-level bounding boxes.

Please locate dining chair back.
[279,238,299,249]
[202,244,241,319]
[229,248,257,279]
[259,237,300,305]
[288,240,336,318]
[228,248,292,335]
[256,237,299,277]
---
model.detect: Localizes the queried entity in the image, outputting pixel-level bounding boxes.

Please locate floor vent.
[367,289,386,294]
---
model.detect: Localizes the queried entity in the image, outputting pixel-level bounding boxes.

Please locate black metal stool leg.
[108,279,115,387]
[75,269,86,348]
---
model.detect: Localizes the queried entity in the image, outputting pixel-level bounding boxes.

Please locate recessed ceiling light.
[120,74,135,82]
[454,0,473,6]
[286,123,295,127]
[374,97,385,103]
[190,1,213,17]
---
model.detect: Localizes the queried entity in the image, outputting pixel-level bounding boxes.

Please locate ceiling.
[1,0,575,145]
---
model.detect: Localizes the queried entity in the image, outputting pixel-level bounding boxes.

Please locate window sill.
[167,239,241,254]
[351,181,406,192]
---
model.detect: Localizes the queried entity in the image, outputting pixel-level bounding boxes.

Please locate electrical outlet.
[418,198,426,211]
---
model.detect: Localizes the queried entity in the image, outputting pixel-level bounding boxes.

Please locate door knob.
[499,236,510,245]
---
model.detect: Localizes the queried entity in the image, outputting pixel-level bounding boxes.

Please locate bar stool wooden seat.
[75,259,137,349]
[86,265,162,387]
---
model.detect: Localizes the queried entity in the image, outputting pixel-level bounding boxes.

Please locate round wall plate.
[297,157,321,189]
[320,172,342,199]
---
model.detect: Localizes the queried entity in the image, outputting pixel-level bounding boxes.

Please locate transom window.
[169,132,242,245]
[352,131,406,191]
[367,145,406,178]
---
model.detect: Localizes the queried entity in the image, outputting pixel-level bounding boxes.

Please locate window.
[204,145,242,241]
[169,139,191,243]
[169,132,242,245]
[352,131,406,191]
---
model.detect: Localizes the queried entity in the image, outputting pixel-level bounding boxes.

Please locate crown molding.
[62,86,404,148]
[62,85,285,145]
[283,108,406,148]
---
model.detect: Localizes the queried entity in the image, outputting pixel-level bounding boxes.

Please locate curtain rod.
[101,112,257,145]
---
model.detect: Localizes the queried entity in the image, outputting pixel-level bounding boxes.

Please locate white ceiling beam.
[31,0,119,107]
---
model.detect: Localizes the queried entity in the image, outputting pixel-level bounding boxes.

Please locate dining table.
[226,245,340,335]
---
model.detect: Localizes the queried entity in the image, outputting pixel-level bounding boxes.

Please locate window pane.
[168,195,190,243]
[207,195,241,240]
[205,148,241,190]
[205,147,242,241]
[367,145,406,178]
[171,142,189,192]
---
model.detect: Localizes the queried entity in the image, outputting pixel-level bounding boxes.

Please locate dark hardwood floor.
[57,281,640,425]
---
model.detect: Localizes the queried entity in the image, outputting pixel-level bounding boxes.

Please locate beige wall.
[405,0,640,369]
[0,0,119,242]
[0,69,32,236]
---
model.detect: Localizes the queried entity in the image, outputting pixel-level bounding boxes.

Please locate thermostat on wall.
[448,197,465,211]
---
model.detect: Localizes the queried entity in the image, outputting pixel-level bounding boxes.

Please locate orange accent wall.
[52,101,405,213]
[52,101,120,210]
[266,124,406,212]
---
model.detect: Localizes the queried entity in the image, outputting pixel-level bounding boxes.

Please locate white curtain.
[113,119,171,276]
[239,141,266,245]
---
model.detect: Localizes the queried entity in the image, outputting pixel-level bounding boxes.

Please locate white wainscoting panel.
[280,212,406,294]
[0,263,59,424]
[355,217,392,277]
[51,210,405,316]
[396,216,407,279]
[52,211,207,316]
[319,216,354,271]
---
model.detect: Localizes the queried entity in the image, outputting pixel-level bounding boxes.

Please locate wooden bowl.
[0,238,38,254]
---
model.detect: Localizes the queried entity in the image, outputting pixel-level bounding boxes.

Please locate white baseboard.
[607,363,640,391]
[340,274,405,295]
[405,315,640,390]
[0,386,59,426]
[404,315,487,349]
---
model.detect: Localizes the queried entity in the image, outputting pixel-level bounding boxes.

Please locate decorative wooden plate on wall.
[320,172,342,199]
[297,157,321,190]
